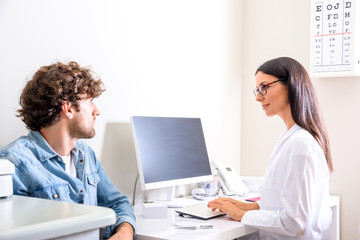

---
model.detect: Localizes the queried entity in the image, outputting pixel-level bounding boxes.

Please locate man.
[0,61,135,239]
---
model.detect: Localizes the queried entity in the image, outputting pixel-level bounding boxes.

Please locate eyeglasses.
[253,79,285,96]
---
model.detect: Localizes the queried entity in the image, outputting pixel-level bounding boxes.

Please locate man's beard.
[69,118,96,139]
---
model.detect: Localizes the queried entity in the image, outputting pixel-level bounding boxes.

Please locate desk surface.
[134,195,340,240]
[134,197,257,240]
[0,195,116,240]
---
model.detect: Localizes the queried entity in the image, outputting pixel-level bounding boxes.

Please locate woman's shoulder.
[284,125,328,171]
[287,125,323,153]
[290,125,316,141]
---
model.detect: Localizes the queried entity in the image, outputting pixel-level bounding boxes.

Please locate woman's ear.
[61,101,75,119]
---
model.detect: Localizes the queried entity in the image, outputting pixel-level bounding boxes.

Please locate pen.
[174,224,214,230]
[245,196,260,202]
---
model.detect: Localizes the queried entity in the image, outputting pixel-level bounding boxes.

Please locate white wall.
[241,1,360,239]
[0,0,242,198]
[3,0,357,239]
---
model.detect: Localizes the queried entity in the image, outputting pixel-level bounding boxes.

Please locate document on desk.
[173,223,214,230]
[173,223,217,233]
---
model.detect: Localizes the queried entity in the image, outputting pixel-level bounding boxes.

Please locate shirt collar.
[27,130,80,162]
[28,131,58,162]
[279,124,301,141]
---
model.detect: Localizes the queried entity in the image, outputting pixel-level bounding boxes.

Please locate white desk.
[134,195,340,240]
[0,195,116,240]
[134,196,257,240]
[329,195,340,240]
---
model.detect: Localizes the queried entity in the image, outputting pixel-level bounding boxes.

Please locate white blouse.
[241,124,332,240]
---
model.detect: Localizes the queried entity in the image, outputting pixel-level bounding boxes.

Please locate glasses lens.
[259,84,267,95]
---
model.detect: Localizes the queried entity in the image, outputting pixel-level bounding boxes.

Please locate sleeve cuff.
[103,216,136,239]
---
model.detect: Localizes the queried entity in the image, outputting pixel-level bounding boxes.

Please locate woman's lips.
[262,104,269,110]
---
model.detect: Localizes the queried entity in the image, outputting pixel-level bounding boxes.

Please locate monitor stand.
[165,186,199,208]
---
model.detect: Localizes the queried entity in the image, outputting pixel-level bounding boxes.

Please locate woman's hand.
[207,198,259,221]
[223,198,259,210]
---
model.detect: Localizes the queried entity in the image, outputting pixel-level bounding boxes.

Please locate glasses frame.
[253,79,285,96]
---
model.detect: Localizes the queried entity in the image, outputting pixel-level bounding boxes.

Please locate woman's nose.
[255,92,263,102]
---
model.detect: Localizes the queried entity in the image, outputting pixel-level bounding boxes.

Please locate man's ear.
[61,101,75,119]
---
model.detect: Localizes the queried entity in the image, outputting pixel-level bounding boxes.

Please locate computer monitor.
[131,116,213,200]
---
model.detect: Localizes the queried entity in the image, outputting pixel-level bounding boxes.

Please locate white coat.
[241,124,332,240]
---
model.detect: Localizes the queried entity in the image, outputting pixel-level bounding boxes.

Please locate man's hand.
[109,222,134,240]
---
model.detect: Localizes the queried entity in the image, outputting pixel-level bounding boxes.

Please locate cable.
[132,173,139,206]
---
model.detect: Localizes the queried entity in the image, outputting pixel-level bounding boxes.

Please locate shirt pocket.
[33,183,71,201]
[86,173,100,205]
[260,176,283,210]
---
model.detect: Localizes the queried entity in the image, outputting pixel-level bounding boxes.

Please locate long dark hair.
[256,57,333,172]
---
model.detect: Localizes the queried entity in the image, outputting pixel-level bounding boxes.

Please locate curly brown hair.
[17,61,105,131]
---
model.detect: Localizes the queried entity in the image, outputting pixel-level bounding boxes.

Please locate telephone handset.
[212,160,249,196]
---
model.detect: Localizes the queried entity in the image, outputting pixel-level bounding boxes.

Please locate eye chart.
[310,0,360,77]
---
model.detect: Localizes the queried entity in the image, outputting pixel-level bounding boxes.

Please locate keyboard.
[175,203,226,220]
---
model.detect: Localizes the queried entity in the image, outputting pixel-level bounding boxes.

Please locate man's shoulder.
[0,135,37,165]
[0,135,34,153]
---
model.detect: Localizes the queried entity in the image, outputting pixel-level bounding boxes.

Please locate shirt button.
[57,157,61,161]
[79,159,84,163]
[53,194,58,199]
[80,190,84,193]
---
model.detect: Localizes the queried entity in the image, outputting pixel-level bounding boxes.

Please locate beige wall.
[240,0,360,239]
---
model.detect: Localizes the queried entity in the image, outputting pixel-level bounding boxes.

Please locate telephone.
[212,160,249,196]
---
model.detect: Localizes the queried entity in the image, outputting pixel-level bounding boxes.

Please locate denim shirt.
[0,131,136,239]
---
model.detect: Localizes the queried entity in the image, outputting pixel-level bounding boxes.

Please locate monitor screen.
[131,116,213,191]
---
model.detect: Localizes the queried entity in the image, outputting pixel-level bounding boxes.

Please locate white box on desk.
[0,160,15,197]
[142,202,168,219]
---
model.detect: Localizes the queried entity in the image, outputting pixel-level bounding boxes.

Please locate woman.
[208,57,333,239]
